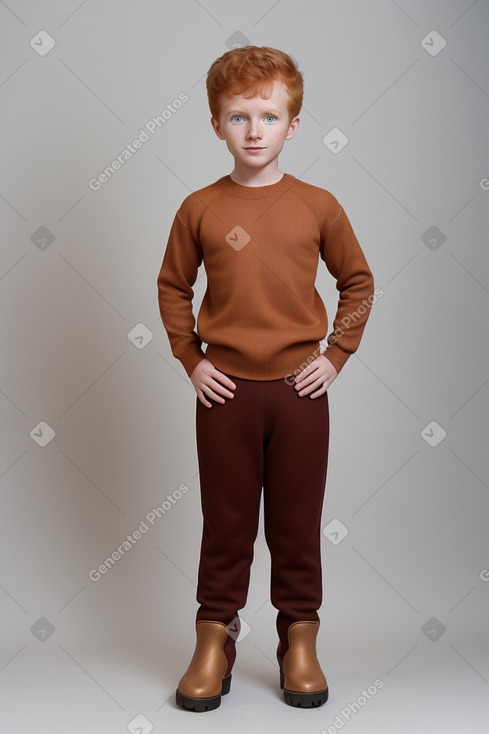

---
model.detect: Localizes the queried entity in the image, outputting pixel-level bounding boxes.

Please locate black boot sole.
[175,673,232,712]
[279,670,329,708]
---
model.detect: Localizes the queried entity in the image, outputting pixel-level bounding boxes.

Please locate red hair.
[206,46,303,121]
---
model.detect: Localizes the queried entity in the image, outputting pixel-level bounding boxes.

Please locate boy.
[157,46,374,712]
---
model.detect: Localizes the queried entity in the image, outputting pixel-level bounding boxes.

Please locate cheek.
[269,125,289,139]
[224,133,241,152]
[224,127,241,142]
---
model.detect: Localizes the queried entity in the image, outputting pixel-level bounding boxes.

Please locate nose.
[246,120,262,140]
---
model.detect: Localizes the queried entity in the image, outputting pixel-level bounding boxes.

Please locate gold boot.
[175,621,232,712]
[279,621,329,707]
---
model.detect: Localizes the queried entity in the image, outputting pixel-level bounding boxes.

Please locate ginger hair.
[206,46,303,122]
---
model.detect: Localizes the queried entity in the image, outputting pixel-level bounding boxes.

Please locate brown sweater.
[157,173,374,380]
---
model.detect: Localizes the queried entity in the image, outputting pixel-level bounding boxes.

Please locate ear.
[211,116,226,140]
[285,116,300,141]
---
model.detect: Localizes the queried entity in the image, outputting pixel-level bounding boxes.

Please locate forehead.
[220,79,290,112]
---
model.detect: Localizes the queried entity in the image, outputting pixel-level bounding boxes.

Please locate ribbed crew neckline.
[217,172,296,199]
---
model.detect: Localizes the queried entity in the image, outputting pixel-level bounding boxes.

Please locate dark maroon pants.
[194,373,329,656]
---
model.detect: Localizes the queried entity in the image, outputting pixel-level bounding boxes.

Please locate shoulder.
[289,178,342,225]
[176,177,229,227]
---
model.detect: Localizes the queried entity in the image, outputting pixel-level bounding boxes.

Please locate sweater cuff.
[181,347,207,379]
[321,343,351,375]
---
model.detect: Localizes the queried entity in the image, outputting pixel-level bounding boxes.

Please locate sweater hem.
[204,342,325,382]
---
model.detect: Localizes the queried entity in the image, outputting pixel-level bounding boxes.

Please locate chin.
[240,156,272,166]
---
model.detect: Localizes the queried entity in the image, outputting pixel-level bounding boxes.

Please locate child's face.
[211,80,299,173]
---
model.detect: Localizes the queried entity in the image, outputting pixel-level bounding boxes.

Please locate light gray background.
[1,1,488,732]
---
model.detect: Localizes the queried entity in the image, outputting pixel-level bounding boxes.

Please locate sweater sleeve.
[156,207,206,378]
[319,202,375,374]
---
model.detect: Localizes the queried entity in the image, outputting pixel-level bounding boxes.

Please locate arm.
[294,200,374,398]
[157,207,236,406]
[319,203,375,372]
[156,209,206,378]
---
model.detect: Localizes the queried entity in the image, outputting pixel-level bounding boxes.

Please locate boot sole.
[280,670,329,708]
[175,673,232,712]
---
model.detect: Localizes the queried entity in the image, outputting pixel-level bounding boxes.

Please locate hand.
[190,358,237,408]
[293,355,338,398]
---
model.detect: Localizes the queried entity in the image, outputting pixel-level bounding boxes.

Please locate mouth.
[243,146,266,150]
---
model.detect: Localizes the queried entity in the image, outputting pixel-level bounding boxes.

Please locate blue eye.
[264,115,276,123]
[231,115,244,123]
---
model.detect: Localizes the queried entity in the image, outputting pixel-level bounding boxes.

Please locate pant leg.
[261,379,329,650]
[195,377,265,625]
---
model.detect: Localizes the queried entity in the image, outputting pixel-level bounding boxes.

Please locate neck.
[229,161,284,187]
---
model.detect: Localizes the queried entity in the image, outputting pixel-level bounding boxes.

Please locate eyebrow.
[227,109,282,116]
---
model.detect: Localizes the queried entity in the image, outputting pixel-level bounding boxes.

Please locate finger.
[295,368,322,390]
[212,371,237,391]
[206,377,235,399]
[294,369,314,387]
[299,366,337,388]
[202,385,230,404]
[296,375,326,396]
[309,382,328,399]
[294,365,315,383]
[198,390,213,408]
